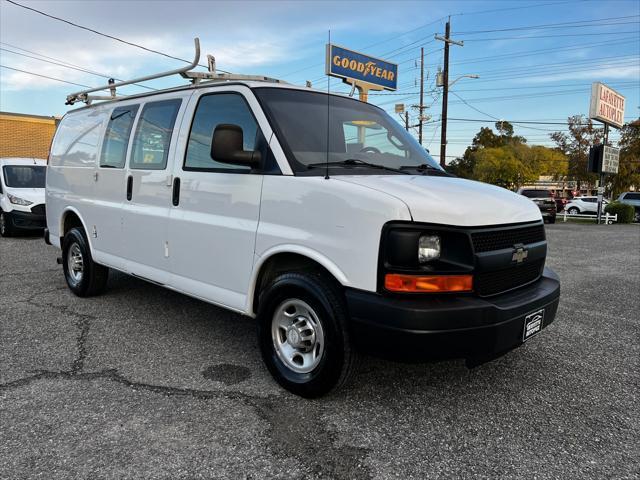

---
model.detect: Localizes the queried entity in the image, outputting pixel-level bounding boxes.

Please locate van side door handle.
[126,175,133,201]
[172,177,181,206]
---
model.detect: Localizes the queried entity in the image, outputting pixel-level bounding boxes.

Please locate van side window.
[131,99,181,170]
[101,105,139,168]
[184,93,259,172]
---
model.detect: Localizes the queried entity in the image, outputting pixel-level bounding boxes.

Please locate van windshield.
[254,88,443,175]
[2,165,46,188]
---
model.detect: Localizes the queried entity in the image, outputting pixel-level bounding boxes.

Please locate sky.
[1,0,639,162]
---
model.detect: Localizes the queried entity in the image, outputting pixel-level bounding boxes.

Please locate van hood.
[335,175,542,226]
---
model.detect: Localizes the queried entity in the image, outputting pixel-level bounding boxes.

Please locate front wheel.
[0,211,12,237]
[62,227,109,297]
[568,207,579,215]
[257,271,355,398]
[635,209,640,223]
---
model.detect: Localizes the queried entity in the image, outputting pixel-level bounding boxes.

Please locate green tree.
[609,119,640,197]
[527,145,568,179]
[448,121,526,178]
[550,115,602,190]
[472,147,536,189]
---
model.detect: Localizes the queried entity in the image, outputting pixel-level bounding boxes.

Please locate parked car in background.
[0,157,47,237]
[517,188,556,223]
[617,192,640,222]
[552,195,568,214]
[565,196,608,215]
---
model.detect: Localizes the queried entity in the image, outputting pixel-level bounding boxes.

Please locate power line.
[454,15,639,34]
[452,0,581,17]
[0,45,157,91]
[463,31,640,41]
[4,0,230,73]
[0,64,94,88]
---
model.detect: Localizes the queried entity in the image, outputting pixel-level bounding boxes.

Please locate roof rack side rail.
[65,38,202,105]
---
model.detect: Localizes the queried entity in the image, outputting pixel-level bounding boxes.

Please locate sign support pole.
[597,123,610,225]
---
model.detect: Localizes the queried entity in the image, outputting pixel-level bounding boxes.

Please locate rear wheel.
[0,211,12,237]
[634,209,640,223]
[257,271,355,398]
[62,227,109,297]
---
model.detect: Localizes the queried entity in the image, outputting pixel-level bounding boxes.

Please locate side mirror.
[211,124,261,168]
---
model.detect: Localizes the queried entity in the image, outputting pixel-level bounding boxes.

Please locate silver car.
[618,192,640,222]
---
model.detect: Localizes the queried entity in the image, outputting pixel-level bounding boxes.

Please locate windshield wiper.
[399,164,438,171]
[399,164,450,175]
[307,158,410,174]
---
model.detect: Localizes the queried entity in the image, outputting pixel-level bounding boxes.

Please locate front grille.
[31,204,46,216]
[471,224,545,253]
[475,259,544,297]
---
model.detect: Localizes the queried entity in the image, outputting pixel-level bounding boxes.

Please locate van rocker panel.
[346,267,560,360]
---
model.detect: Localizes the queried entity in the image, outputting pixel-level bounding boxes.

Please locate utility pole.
[418,47,424,144]
[435,17,464,167]
[411,47,430,145]
[405,111,409,131]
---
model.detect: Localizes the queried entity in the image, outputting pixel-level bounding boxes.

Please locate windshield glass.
[2,165,46,188]
[254,88,443,175]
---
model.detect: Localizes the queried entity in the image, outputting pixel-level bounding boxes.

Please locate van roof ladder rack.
[65,37,287,106]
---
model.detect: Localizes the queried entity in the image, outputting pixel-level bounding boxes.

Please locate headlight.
[419,235,440,263]
[8,193,33,206]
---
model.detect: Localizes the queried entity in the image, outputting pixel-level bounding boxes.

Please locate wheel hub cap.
[68,243,84,283]
[271,299,325,374]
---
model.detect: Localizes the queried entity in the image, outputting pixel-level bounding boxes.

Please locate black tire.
[62,227,109,297]
[256,271,355,398]
[568,207,579,215]
[548,216,556,224]
[0,211,12,237]
[634,209,640,223]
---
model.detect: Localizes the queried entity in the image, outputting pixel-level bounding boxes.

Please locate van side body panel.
[47,107,110,246]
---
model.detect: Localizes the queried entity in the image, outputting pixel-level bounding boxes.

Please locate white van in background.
[0,157,47,237]
[46,75,560,397]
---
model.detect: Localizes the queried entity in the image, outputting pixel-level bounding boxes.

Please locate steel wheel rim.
[67,243,84,283]
[271,298,325,374]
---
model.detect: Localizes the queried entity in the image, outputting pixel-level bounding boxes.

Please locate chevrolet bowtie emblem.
[512,245,529,263]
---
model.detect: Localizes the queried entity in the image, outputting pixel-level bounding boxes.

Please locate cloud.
[526,65,640,83]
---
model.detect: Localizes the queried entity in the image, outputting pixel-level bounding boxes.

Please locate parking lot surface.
[1,223,638,479]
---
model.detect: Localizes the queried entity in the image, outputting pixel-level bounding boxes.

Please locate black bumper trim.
[346,267,560,361]
[5,210,47,230]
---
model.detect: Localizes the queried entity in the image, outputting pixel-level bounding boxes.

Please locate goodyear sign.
[325,44,398,91]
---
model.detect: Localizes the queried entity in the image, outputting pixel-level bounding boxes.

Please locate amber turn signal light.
[384,274,473,293]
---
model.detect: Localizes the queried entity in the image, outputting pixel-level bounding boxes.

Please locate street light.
[436,69,479,88]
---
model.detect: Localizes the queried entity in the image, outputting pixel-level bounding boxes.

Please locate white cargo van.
[0,157,47,237]
[46,47,560,397]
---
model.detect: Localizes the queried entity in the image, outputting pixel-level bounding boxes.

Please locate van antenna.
[325,29,331,180]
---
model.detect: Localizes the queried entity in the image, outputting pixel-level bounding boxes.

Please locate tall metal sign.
[588,82,626,224]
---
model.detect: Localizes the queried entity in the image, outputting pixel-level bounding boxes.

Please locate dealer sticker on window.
[523,308,545,341]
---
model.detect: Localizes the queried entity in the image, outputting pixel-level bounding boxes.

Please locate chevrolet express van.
[46,81,560,397]
[0,157,47,237]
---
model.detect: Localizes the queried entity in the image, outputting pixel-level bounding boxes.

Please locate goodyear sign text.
[325,44,398,91]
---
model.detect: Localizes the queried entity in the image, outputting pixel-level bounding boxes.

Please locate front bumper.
[346,267,560,363]
[4,210,47,230]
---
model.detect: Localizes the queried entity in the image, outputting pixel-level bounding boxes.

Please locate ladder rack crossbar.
[65,38,288,106]
[66,38,201,105]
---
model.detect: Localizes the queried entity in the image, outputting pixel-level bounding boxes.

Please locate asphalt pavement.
[1,223,639,479]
